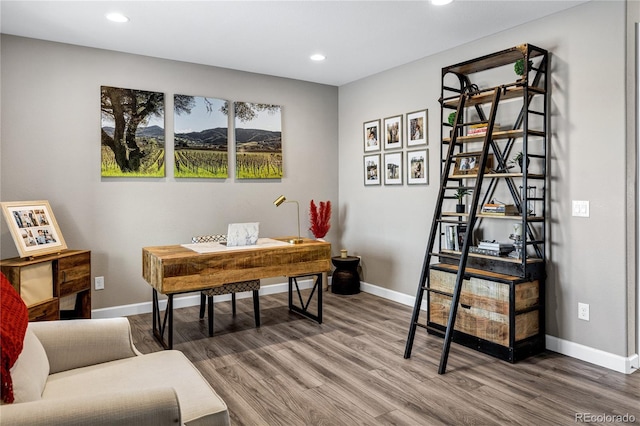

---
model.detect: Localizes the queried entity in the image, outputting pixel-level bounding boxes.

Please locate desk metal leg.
[288,273,322,323]
[152,289,174,349]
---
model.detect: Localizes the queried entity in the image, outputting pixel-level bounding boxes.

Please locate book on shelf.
[443,225,457,251]
[469,246,512,257]
[481,203,518,216]
[443,224,467,251]
[467,123,500,136]
[477,240,513,253]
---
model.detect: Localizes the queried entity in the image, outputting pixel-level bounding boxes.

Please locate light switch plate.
[572,200,590,217]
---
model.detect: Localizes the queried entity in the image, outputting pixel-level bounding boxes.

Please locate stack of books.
[481,203,518,216]
[469,241,513,257]
[467,123,500,136]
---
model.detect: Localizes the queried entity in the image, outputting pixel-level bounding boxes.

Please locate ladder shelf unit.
[404,44,549,373]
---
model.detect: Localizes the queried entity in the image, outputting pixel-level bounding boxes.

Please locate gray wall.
[1,1,636,361]
[0,35,339,309]
[338,0,632,357]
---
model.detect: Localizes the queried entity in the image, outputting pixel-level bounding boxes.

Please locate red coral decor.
[309,200,331,239]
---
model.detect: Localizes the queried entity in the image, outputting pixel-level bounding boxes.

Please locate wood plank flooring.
[127,290,640,425]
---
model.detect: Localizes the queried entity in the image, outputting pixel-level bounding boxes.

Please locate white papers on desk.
[182,237,290,253]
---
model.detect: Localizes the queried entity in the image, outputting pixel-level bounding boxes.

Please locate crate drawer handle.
[460,303,472,309]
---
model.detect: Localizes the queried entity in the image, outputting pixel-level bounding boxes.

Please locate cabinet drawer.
[428,268,540,347]
[28,298,59,321]
[57,252,91,296]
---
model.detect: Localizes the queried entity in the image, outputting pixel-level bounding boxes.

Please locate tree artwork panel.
[174,96,229,178]
[101,86,165,177]
[234,102,283,179]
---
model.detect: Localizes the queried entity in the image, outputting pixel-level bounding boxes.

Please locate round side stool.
[331,256,361,295]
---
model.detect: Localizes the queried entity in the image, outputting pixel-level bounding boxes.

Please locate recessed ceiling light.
[106,12,129,23]
[310,54,326,62]
[432,0,453,5]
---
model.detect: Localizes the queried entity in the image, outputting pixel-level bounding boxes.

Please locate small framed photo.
[383,115,402,150]
[453,152,494,176]
[364,154,381,186]
[407,149,428,185]
[384,152,403,185]
[407,109,428,146]
[1,200,67,258]
[364,119,381,152]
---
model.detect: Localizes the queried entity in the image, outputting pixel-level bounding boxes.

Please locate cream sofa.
[0,318,230,426]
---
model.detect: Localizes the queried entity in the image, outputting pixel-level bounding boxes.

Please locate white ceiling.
[1,0,589,86]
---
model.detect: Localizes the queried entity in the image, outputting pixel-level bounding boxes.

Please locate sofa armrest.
[29,318,141,374]
[0,387,181,426]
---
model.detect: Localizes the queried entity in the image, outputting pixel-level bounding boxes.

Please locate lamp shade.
[273,195,287,207]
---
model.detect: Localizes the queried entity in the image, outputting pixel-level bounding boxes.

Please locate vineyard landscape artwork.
[101,86,165,177]
[235,102,282,179]
[174,96,229,178]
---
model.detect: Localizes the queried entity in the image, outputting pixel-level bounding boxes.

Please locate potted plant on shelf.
[454,188,470,213]
[514,59,534,81]
[510,151,529,172]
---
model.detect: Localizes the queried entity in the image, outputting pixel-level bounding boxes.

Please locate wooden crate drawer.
[428,267,540,347]
[28,298,59,322]
[57,251,91,297]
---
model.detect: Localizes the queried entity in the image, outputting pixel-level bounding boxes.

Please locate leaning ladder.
[404,88,502,374]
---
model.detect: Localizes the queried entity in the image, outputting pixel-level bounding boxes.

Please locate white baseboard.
[545,335,639,375]
[93,279,638,375]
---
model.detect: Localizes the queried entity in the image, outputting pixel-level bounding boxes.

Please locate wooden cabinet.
[427,263,544,362]
[1,250,91,321]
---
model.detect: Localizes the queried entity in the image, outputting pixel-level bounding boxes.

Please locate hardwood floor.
[128,290,640,425]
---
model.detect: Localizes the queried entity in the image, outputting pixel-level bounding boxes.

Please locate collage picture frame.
[1,200,67,258]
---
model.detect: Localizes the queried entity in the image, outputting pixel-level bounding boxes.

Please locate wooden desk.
[142,237,331,348]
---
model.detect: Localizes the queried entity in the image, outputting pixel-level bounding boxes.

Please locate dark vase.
[456,204,466,213]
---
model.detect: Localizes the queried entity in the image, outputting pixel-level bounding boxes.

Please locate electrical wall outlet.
[572,200,590,217]
[95,276,105,290]
[578,302,589,321]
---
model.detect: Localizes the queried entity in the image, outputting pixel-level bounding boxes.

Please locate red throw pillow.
[0,272,29,403]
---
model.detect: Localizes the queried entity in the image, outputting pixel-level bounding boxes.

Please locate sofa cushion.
[42,350,229,426]
[0,272,29,403]
[9,326,50,403]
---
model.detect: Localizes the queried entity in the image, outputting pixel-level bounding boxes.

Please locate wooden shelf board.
[443,44,546,75]
[450,173,544,179]
[477,214,544,221]
[443,129,545,144]
[439,249,543,264]
[442,86,545,109]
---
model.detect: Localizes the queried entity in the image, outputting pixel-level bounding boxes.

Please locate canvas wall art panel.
[234,102,282,179]
[101,86,165,177]
[174,96,229,178]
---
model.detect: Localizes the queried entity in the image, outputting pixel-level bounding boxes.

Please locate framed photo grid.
[362,109,429,187]
[363,119,381,152]
[407,109,428,146]
[363,154,381,185]
[1,200,67,258]
[383,115,402,150]
[407,149,428,185]
[384,152,403,185]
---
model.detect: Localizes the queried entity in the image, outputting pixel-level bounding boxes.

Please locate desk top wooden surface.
[142,237,331,294]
